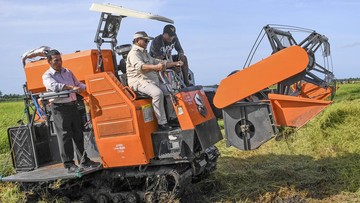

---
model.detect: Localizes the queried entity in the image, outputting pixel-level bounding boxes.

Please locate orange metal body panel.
[24,50,115,93]
[174,88,215,130]
[296,82,333,100]
[268,93,332,128]
[85,72,157,168]
[213,46,309,109]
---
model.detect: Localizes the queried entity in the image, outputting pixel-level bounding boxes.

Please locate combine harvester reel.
[214,25,335,150]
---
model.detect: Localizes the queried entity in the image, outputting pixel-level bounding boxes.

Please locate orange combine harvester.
[1,3,335,202]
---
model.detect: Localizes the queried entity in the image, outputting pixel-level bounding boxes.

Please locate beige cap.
[133,31,154,40]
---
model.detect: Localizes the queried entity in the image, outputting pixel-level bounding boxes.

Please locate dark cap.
[133,31,154,40]
[163,24,176,36]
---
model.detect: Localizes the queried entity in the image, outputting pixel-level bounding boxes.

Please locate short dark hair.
[46,49,61,61]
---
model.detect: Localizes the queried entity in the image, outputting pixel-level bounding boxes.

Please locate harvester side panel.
[85,72,157,168]
[174,86,216,130]
[173,86,223,150]
[24,49,115,93]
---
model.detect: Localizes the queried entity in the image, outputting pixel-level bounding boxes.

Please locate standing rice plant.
[333,83,360,102]
[0,101,24,154]
[0,102,25,202]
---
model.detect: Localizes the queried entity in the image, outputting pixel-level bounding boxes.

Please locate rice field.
[1,83,360,202]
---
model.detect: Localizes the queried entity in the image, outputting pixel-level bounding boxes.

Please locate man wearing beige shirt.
[126,31,183,130]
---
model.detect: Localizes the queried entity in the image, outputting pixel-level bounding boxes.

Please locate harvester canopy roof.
[90,3,174,24]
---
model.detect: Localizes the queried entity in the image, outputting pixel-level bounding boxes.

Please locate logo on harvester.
[194,93,207,117]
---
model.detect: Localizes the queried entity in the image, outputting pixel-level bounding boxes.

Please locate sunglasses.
[141,38,149,43]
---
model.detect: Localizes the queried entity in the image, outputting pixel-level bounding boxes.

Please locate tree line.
[0,90,24,102]
[336,77,360,84]
[1,77,359,101]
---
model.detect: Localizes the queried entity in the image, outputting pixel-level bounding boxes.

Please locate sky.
[0,0,359,94]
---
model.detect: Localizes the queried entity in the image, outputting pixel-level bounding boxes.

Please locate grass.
[0,101,25,154]
[0,102,24,203]
[332,83,360,102]
[1,83,360,202]
[0,183,24,203]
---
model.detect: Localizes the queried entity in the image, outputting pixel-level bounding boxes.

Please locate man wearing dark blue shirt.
[149,24,191,86]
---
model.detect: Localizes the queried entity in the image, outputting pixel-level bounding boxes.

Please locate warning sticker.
[177,106,184,115]
[142,104,154,123]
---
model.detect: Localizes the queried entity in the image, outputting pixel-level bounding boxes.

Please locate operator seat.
[115,44,131,86]
[115,44,150,100]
